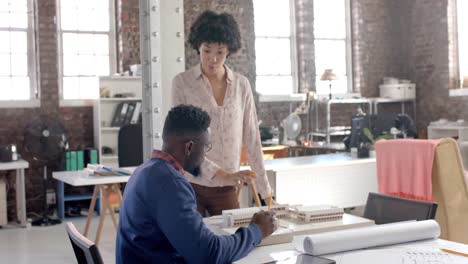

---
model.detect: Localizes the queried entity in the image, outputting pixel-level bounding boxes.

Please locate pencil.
[440,248,468,257]
[249,180,262,207]
[268,191,273,210]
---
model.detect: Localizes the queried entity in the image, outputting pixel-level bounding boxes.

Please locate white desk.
[53,167,135,245]
[234,238,468,264]
[206,213,374,247]
[241,153,377,208]
[0,159,29,227]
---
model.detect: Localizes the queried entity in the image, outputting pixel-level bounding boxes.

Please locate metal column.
[139,0,185,157]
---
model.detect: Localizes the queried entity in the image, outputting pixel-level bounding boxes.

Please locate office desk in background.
[0,159,29,227]
[53,167,135,245]
[240,153,377,209]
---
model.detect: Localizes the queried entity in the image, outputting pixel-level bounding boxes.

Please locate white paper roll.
[293,220,440,255]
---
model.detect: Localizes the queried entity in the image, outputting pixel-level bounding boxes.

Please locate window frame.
[253,0,299,96]
[313,0,353,96]
[456,0,466,89]
[56,0,117,107]
[0,0,40,108]
[449,0,468,97]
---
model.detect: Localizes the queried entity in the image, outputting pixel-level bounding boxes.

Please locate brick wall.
[407,0,467,129]
[352,0,410,97]
[295,0,315,93]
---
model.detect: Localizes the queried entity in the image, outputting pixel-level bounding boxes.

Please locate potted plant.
[362,128,393,157]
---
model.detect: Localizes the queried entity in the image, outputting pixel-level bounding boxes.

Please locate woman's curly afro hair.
[188,10,242,55]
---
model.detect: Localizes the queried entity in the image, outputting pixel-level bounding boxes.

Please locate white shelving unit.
[94,76,142,168]
[428,124,468,169]
[372,97,416,118]
[428,125,468,141]
[312,98,372,144]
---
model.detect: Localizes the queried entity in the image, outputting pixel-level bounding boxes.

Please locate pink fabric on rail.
[375,139,442,202]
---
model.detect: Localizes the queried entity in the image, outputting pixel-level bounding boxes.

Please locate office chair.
[431,138,468,243]
[118,123,143,167]
[65,222,103,264]
[363,192,437,225]
[375,138,468,243]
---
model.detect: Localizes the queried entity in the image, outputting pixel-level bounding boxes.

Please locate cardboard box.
[379,84,416,99]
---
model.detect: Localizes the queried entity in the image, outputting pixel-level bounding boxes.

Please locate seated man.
[116,104,277,263]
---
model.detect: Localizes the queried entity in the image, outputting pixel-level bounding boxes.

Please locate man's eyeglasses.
[204,142,212,153]
[187,140,212,153]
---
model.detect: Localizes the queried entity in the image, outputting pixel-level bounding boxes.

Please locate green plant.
[362,127,393,145]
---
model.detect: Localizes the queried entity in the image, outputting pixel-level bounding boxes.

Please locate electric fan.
[281,113,302,146]
[23,115,68,226]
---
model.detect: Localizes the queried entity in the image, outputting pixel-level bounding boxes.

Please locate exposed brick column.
[37,0,59,114]
[295,0,315,93]
[407,0,467,130]
[117,0,140,72]
[351,0,409,97]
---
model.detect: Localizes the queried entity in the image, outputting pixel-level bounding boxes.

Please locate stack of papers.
[84,164,131,176]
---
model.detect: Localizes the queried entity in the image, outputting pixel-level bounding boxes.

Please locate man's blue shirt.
[116,151,262,263]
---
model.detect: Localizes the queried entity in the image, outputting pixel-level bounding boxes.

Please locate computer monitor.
[347,113,398,149]
[348,115,371,149]
[370,113,398,136]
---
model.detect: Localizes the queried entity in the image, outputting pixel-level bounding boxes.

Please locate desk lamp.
[320,69,337,100]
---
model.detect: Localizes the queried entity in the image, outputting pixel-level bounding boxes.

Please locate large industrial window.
[314,0,352,95]
[0,0,38,106]
[253,0,297,95]
[457,0,467,88]
[58,0,115,103]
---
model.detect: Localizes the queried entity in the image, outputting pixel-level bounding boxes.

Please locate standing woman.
[172,10,273,216]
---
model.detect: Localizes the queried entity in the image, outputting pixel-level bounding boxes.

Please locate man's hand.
[250,210,278,239]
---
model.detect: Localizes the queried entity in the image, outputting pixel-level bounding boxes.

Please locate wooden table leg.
[107,184,119,230]
[84,185,99,237]
[116,183,123,202]
[95,185,109,245]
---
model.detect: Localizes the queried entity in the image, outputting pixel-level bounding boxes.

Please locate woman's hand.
[264,196,277,207]
[228,170,256,186]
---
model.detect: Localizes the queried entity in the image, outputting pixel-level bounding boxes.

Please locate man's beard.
[190,167,201,177]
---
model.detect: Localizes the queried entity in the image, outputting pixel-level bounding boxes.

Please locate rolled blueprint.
[293,220,440,255]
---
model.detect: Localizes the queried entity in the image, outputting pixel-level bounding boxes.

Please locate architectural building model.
[221,204,343,228]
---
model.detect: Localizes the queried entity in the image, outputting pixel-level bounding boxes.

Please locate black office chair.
[65,222,103,264]
[118,123,143,167]
[363,192,438,224]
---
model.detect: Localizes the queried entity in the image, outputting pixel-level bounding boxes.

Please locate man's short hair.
[162,104,211,140]
[188,10,242,54]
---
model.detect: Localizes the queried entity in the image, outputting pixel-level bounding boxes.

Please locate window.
[0,0,38,104]
[457,0,468,88]
[253,0,296,95]
[314,0,352,95]
[58,0,115,101]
